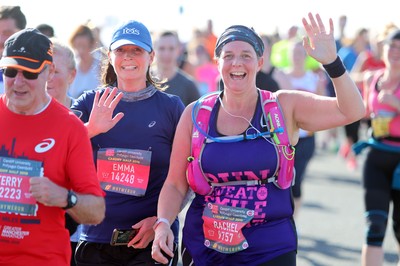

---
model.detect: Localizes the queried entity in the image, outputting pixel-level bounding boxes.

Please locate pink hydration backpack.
[187,89,296,195]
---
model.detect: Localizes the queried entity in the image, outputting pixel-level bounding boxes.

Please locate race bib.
[0,157,43,215]
[97,148,151,196]
[202,203,254,254]
[371,116,393,138]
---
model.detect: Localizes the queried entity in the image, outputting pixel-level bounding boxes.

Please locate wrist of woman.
[84,122,98,138]
[323,56,346,79]
[153,218,170,231]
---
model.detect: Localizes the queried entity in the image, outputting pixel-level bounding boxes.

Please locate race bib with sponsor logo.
[0,156,43,215]
[97,148,151,196]
[202,203,254,254]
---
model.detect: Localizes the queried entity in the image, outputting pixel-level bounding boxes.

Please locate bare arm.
[29,177,105,224]
[278,13,365,145]
[152,104,193,264]
[157,105,192,222]
[66,193,105,224]
[363,70,375,116]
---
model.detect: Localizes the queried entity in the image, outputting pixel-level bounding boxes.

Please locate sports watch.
[62,190,78,210]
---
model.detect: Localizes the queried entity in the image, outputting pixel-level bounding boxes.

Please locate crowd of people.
[0,4,399,266]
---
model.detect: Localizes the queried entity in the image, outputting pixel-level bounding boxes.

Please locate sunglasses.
[1,67,46,80]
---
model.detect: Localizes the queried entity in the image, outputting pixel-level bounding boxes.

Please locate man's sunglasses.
[1,67,45,80]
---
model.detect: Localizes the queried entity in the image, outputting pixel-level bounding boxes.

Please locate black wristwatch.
[62,190,78,210]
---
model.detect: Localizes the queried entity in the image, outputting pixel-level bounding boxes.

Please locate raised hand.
[302,13,337,65]
[86,87,124,138]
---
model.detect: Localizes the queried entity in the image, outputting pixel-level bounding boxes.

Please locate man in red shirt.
[0,28,105,266]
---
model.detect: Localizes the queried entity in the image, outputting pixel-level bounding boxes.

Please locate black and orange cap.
[0,28,53,73]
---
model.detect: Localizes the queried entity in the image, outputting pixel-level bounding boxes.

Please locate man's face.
[0,18,20,54]
[154,35,180,69]
[3,64,54,115]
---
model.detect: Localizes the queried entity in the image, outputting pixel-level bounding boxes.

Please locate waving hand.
[86,87,124,138]
[302,13,337,65]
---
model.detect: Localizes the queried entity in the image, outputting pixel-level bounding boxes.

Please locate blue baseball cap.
[109,20,152,52]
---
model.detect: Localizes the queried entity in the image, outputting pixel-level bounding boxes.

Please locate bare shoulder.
[178,102,195,132]
[275,89,299,104]
[183,102,195,119]
[275,89,317,117]
[275,90,298,118]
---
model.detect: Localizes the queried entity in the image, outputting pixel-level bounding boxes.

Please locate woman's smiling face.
[217,41,263,92]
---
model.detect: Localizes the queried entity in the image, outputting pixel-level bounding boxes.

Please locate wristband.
[323,56,346,78]
[153,218,170,230]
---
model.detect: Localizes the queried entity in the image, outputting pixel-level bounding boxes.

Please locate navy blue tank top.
[182,95,296,265]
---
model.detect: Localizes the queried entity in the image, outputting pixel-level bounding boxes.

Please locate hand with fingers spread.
[302,13,337,65]
[86,87,124,138]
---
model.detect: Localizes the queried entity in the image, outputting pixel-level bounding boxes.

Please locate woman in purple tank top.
[152,13,365,266]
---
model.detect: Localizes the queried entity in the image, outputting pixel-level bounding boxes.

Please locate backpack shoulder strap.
[187,92,220,195]
[258,89,295,189]
[191,92,220,157]
[259,90,290,145]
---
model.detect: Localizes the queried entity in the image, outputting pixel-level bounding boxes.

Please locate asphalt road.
[296,135,398,266]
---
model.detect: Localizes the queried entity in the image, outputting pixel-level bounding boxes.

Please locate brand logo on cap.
[14,47,26,53]
[122,28,140,35]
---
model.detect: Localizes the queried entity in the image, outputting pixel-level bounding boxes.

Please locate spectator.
[152,30,200,105]
[338,28,370,170]
[258,34,292,91]
[36,23,55,38]
[68,24,101,99]
[0,5,26,93]
[286,40,326,217]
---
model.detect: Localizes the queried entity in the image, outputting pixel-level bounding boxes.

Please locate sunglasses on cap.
[1,67,46,80]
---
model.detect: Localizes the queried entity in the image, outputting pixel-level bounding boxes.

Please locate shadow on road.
[298,227,399,265]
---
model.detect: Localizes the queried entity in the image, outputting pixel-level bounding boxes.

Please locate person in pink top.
[193,44,220,95]
[354,29,400,266]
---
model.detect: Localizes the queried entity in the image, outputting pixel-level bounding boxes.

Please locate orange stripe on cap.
[5,60,52,73]
[7,56,40,63]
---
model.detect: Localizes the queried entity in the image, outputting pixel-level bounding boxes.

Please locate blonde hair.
[50,37,76,71]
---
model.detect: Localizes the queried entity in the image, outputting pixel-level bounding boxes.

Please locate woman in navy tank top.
[152,13,366,266]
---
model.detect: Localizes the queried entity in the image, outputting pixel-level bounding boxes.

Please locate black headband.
[214,25,264,58]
